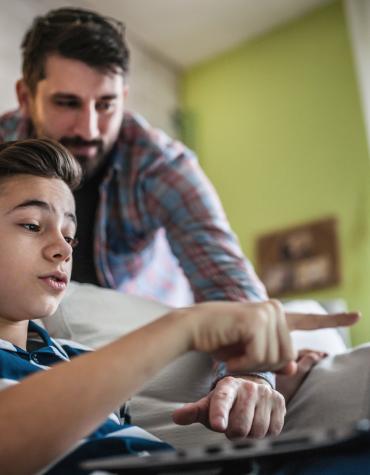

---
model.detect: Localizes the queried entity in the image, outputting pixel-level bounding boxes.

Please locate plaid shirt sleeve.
[140,142,273,386]
[141,142,267,303]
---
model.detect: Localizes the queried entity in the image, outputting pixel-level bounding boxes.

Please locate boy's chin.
[35,300,62,320]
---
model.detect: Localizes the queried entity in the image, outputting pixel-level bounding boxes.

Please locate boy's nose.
[43,235,72,262]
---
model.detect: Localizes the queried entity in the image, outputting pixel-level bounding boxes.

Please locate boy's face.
[17,54,128,180]
[0,175,76,323]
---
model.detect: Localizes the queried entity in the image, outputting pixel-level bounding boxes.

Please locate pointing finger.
[209,379,238,432]
[286,312,360,331]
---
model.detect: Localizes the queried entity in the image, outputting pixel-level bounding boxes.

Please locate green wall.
[182,1,370,345]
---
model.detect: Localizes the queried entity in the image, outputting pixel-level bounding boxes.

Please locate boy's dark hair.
[21,7,129,93]
[0,139,82,190]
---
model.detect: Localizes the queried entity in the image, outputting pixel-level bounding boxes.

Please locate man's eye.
[55,99,80,109]
[96,101,114,112]
[22,223,40,232]
[65,236,79,249]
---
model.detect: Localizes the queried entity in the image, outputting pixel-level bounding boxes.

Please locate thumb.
[297,352,324,373]
[172,397,208,426]
[275,360,297,376]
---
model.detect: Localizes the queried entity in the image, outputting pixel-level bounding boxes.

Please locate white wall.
[345,0,370,157]
[127,35,181,137]
[0,0,181,137]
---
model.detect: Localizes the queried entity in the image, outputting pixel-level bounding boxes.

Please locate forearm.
[0,309,190,475]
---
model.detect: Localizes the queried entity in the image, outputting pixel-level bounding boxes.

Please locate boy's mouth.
[38,271,68,290]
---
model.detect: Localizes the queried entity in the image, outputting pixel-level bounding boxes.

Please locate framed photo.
[256,217,340,297]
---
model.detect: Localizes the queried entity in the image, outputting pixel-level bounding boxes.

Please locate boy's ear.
[16,79,33,117]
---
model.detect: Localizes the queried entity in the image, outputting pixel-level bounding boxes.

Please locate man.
[0,7,281,440]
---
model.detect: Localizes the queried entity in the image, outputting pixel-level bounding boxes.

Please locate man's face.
[0,175,76,323]
[19,55,127,179]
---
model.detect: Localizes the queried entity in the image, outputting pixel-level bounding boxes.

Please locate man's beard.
[60,136,106,179]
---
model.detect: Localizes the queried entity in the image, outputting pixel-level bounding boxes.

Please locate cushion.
[283,344,370,435]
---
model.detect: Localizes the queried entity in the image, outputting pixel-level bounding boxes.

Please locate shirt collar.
[0,320,68,360]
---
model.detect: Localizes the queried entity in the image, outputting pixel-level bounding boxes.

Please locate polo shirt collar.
[0,320,69,361]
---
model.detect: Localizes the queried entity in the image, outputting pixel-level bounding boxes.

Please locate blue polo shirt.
[0,321,172,474]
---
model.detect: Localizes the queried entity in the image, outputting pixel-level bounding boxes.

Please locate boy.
[0,138,357,475]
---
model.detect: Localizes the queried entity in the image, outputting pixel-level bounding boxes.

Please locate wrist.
[239,374,272,387]
[213,362,276,389]
[241,372,276,388]
[165,307,196,354]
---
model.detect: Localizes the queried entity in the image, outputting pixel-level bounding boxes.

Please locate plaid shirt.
[0,109,267,307]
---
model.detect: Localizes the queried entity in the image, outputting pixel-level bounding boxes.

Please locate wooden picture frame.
[256,217,340,297]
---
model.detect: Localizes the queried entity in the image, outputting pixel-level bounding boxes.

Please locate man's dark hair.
[21,7,130,93]
[0,138,82,190]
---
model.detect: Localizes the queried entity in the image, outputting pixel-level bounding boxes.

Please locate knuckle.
[258,384,271,400]
[220,376,236,386]
[254,305,269,324]
[274,392,287,412]
[215,377,239,394]
[243,381,258,398]
[213,390,233,404]
[212,382,236,405]
[269,299,284,313]
[269,420,284,436]
[227,424,248,440]
[250,422,268,439]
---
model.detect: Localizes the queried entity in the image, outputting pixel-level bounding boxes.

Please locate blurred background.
[1,0,370,345]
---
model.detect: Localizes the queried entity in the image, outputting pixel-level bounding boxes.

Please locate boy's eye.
[65,236,79,249]
[22,223,40,232]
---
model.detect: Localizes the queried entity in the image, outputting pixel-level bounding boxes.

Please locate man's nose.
[74,104,99,140]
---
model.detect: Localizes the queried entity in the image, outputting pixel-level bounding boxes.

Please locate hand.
[276,349,327,403]
[187,299,358,374]
[173,375,285,439]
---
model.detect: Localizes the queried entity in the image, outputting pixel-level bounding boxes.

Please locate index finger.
[286,312,360,331]
[208,379,238,432]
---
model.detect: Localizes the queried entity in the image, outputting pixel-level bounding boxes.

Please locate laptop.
[81,419,370,474]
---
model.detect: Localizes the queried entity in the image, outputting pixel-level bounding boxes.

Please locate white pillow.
[43,281,170,347]
[43,283,348,449]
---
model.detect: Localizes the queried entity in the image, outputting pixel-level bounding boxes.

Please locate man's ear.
[16,79,33,117]
[123,84,129,99]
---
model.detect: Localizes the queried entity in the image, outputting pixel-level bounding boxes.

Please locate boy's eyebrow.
[8,199,77,225]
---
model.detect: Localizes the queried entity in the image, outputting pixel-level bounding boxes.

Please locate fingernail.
[214,416,227,430]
